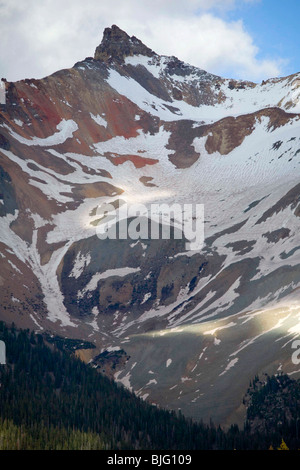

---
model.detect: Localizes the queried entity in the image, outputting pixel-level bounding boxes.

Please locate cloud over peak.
[0,0,282,82]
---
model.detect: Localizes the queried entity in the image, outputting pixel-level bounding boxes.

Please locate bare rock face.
[1,24,300,426]
[94,24,156,63]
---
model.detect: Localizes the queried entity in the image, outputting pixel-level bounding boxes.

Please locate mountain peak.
[94,25,156,63]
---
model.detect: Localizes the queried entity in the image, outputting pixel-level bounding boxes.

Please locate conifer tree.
[277,439,289,450]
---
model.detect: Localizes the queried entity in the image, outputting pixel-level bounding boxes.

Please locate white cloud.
[0,0,282,82]
[137,14,281,81]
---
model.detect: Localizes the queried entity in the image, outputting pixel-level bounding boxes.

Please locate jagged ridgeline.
[0,322,299,450]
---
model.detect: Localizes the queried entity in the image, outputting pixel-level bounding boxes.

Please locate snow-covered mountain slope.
[1,25,300,424]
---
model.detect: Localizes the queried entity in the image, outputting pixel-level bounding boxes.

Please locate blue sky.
[226,0,300,77]
[0,0,299,83]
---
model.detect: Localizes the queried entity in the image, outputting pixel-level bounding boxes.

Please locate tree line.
[0,322,299,450]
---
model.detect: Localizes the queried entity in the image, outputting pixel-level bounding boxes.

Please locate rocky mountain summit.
[94,25,156,63]
[0,26,300,425]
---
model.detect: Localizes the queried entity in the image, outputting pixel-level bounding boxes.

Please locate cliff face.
[1,25,300,424]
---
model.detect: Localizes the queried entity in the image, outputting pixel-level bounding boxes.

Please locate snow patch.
[146,379,157,386]
[78,267,140,298]
[141,293,151,305]
[106,346,121,352]
[4,119,78,146]
[219,358,239,376]
[70,251,91,279]
[90,113,107,128]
